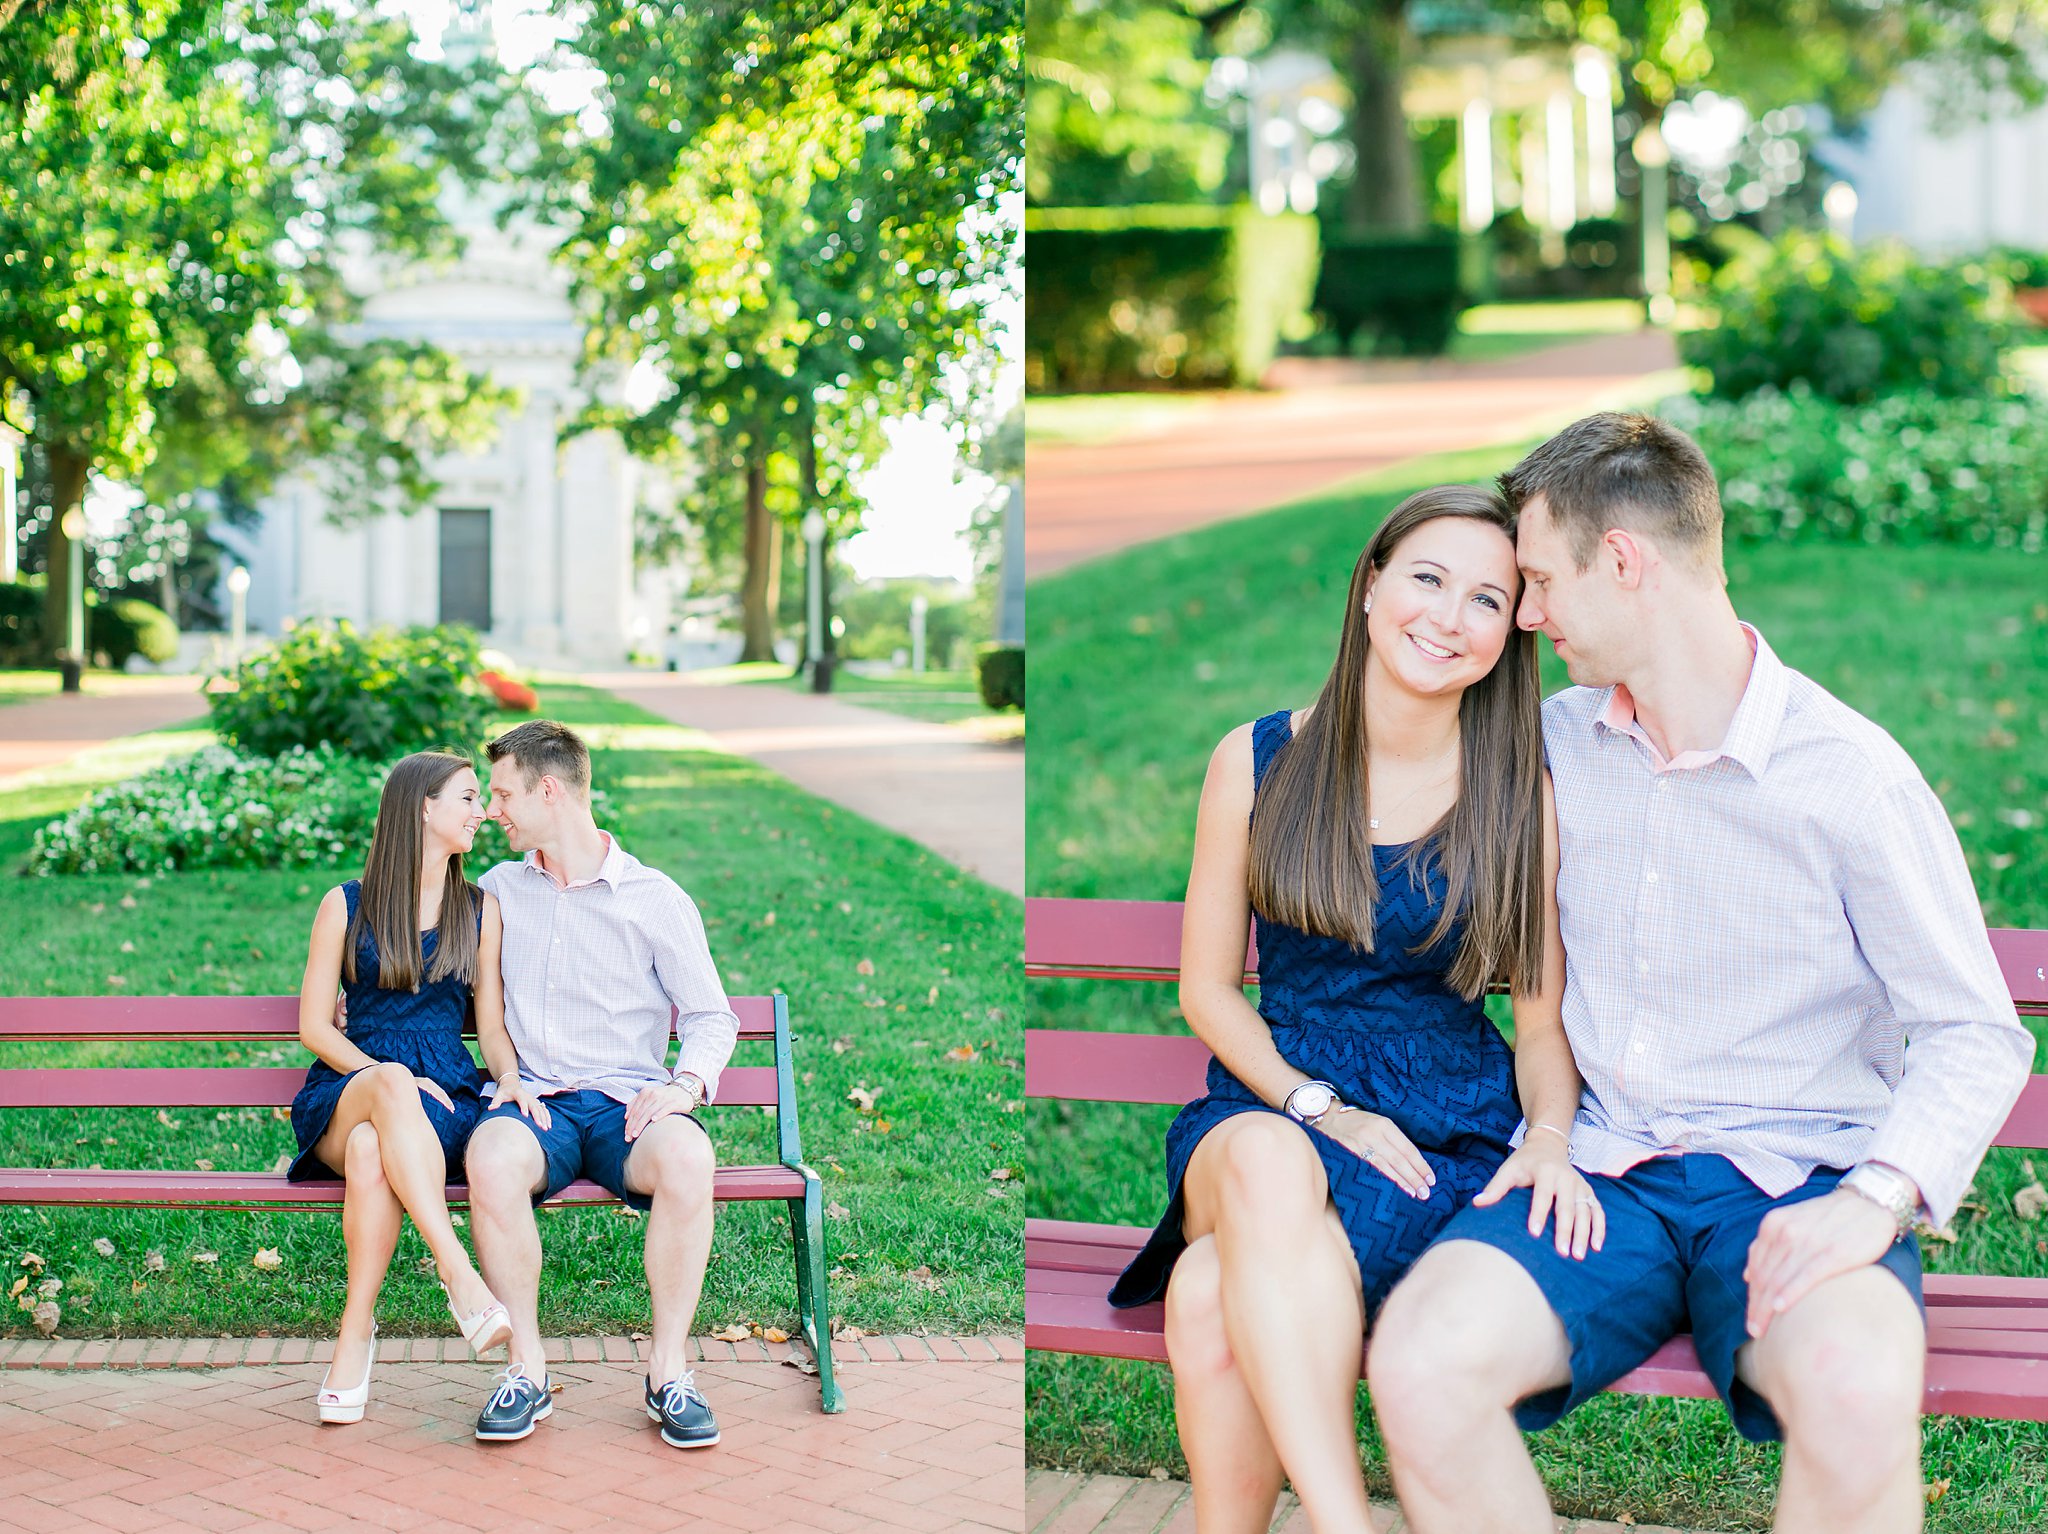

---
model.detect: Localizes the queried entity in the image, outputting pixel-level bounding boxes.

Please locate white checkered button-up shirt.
[479,834,740,1105]
[1542,624,2033,1227]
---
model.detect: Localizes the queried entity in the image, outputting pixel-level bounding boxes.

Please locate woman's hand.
[497,1075,553,1131]
[1312,1107,1436,1200]
[414,1077,454,1113]
[1472,1134,1605,1259]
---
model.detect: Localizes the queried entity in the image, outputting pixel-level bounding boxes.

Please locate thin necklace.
[1368,760,1458,832]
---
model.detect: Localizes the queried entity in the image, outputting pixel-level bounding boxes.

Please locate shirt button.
[1637,959,1649,976]
[1632,1041,1646,1054]
[1645,869,1658,884]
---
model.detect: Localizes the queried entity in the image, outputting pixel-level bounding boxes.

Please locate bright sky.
[408,0,1018,585]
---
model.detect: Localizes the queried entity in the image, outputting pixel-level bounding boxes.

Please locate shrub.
[0,578,42,667]
[1024,205,1319,390]
[976,644,1024,711]
[1681,233,2015,404]
[210,621,495,760]
[1662,386,2048,552]
[28,741,615,876]
[1315,231,1468,355]
[29,744,383,875]
[90,597,179,669]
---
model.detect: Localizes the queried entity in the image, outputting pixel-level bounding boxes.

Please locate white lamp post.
[60,506,86,691]
[1823,181,1859,245]
[801,510,830,692]
[909,594,928,674]
[226,563,251,662]
[1633,123,1674,326]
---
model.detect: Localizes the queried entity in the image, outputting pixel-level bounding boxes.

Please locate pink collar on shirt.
[524,830,625,891]
[1592,623,1788,778]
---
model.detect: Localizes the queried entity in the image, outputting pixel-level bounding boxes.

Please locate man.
[464,719,739,1447]
[1367,413,2033,1532]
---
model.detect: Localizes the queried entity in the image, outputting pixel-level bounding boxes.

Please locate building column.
[1458,97,1495,232]
[1546,90,1578,231]
[518,393,561,656]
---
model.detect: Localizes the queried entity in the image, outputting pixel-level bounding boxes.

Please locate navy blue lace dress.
[287,880,486,1182]
[1109,709,1522,1315]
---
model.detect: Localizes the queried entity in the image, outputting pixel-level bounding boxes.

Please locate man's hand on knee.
[1742,1191,1899,1340]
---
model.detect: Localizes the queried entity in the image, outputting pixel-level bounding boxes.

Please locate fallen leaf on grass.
[272,1155,292,1174]
[763,1327,788,1343]
[119,941,135,954]
[1927,1478,1953,1505]
[2014,1183,2047,1221]
[118,895,138,910]
[906,1266,943,1293]
[831,1036,853,1055]
[1149,1468,1170,1481]
[855,958,875,976]
[32,1301,59,1337]
[846,1085,876,1113]
[988,1168,1014,1182]
[193,1160,215,1172]
[190,1252,218,1266]
[832,1324,866,1342]
[92,1238,115,1259]
[6,1277,24,1300]
[155,1111,180,1129]
[944,1045,978,1063]
[825,1201,850,1221]
[252,1249,282,1272]
[144,1251,165,1272]
[37,1279,61,1297]
[19,1253,43,1274]
[710,1323,751,1343]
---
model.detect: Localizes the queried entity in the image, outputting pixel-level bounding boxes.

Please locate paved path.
[1026,1469,1701,1534]
[0,1333,1022,1533]
[589,674,1023,897]
[0,674,208,786]
[1025,330,1684,579]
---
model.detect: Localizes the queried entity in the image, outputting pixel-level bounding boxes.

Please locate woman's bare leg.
[1165,1234,1288,1533]
[311,1062,494,1318]
[330,1122,403,1387]
[1181,1114,1372,1533]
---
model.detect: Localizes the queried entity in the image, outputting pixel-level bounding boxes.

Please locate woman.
[290,750,542,1424]
[1107,486,1602,1532]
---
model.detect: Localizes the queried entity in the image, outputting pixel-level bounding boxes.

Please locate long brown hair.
[345,751,482,992]
[1246,485,1545,999]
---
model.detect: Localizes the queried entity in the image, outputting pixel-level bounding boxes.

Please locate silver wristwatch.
[1283,1080,1340,1126]
[668,1071,706,1111]
[1840,1162,1921,1237]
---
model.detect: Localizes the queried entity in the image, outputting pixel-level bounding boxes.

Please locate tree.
[547,0,1022,661]
[0,0,512,657]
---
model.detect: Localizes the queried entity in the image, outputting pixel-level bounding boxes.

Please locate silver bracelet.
[1528,1122,1572,1144]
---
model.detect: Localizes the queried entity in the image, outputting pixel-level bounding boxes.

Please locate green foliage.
[88,597,178,669]
[1024,205,1319,389]
[1662,387,2048,553]
[0,579,42,667]
[836,580,977,667]
[28,744,376,875]
[976,644,1024,711]
[207,622,494,761]
[1315,231,1469,356]
[1681,234,2015,404]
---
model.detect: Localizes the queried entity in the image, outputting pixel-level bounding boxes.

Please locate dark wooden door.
[438,507,491,632]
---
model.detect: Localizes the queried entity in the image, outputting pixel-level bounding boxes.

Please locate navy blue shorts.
[1434,1153,1924,1442]
[477,1088,709,1212]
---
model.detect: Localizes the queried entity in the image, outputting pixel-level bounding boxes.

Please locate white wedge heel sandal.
[317,1325,377,1425]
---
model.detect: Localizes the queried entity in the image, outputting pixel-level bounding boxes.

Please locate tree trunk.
[1341,6,1423,236]
[41,447,89,655]
[738,448,780,663]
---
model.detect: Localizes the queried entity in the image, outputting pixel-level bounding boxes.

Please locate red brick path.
[0,674,208,785]
[0,1335,1023,1533]
[1024,331,1683,580]
[1025,1469,1702,1534]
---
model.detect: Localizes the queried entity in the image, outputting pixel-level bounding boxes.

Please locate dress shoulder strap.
[1250,709,1296,793]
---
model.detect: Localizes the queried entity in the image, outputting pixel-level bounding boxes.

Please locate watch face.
[1291,1084,1335,1121]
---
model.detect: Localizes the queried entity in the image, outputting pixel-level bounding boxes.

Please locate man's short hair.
[487,719,591,795]
[1498,412,1723,572]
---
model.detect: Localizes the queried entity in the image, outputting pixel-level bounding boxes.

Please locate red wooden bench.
[0,992,845,1412]
[1025,897,2048,1420]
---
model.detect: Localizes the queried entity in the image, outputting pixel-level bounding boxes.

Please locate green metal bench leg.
[791,1174,845,1412]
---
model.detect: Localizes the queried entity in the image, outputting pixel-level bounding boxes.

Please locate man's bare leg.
[1739,1265,1925,1534]
[464,1117,550,1382]
[624,1115,716,1389]
[1368,1241,1574,1534]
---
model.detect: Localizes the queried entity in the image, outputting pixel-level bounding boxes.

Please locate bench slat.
[0,1164,807,1207]
[1024,899,2048,1016]
[0,1065,783,1110]
[0,993,781,1041]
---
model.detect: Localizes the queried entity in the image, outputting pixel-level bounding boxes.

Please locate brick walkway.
[1025,330,1684,579]
[1026,1469,1701,1534]
[0,1334,1023,1533]
[0,674,208,786]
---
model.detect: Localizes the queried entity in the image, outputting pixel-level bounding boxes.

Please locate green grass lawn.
[1446,297,1650,364]
[0,668,144,705]
[686,659,1022,736]
[1025,441,2048,1532]
[0,682,1022,1347]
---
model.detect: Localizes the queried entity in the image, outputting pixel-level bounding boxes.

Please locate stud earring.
[1363,596,1374,615]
